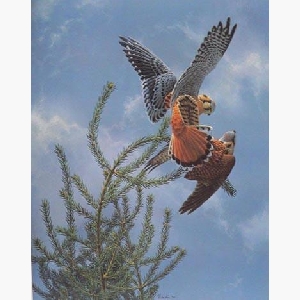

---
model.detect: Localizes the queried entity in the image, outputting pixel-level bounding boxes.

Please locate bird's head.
[197,94,216,116]
[219,130,236,155]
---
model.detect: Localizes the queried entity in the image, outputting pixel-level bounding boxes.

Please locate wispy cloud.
[49,19,77,48]
[76,0,111,8]
[124,94,143,117]
[202,194,233,236]
[32,108,85,153]
[174,23,202,43]
[203,50,268,116]
[238,206,269,251]
[229,51,269,100]
[228,275,243,288]
[32,102,129,161]
[32,0,59,21]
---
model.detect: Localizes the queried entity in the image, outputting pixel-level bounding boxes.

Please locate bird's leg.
[196,124,213,133]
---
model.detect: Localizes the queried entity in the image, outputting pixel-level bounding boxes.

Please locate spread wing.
[172,17,237,102]
[119,36,177,122]
[179,180,223,214]
[180,154,236,214]
[179,175,236,214]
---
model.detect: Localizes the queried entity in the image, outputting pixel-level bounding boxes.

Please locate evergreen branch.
[133,195,155,262]
[72,201,95,220]
[95,161,117,260]
[32,283,51,299]
[40,199,63,255]
[106,174,144,201]
[110,167,184,195]
[56,226,78,242]
[139,167,185,189]
[111,135,164,177]
[116,135,169,176]
[144,248,187,288]
[141,246,183,266]
[32,238,56,262]
[128,186,144,224]
[72,174,98,209]
[37,261,56,296]
[55,144,77,267]
[117,117,170,176]
[143,208,171,283]
[144,284,159,299]
[32,82,187,298]
[87,82,115,172]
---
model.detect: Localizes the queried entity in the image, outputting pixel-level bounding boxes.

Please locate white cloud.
[32,108,85,153]
[76,0,111,8]
[238,206,269,251]
[124,94,143,117]
[175,23,202,43]
[32,0,59,21]
[203,50,268,116]
[228,275,243,288]
[229,51,269,96]
[32,102,129,162]
[201,194,232,236]
[49,19,76,48]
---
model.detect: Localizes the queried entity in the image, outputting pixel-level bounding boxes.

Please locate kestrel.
[120,17,237,167]
[179,130,236,214]
[144,129,236,201]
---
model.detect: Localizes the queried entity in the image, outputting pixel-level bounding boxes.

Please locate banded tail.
[169,95,213,167]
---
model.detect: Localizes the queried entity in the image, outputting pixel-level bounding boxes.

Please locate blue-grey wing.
[172,17,237,102]
[119,36,177,122]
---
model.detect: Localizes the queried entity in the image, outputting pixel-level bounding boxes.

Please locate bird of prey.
[144,125,213,172]
[179,130,236,214]
[144,129,237,208]
[119,17,237,167]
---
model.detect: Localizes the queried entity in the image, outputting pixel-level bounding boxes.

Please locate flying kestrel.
[119,17,237,167]
[179,130,236,214]
[144,129,237,204]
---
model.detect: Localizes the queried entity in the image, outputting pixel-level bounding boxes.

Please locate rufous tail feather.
[169,126,213,167]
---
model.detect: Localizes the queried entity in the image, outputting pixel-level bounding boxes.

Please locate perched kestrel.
[119,17,237,167]
[179,130,236,214]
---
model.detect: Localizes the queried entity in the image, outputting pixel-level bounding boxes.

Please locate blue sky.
[29,1,270,299]
[6,1,300,299]
[10,1,300,299]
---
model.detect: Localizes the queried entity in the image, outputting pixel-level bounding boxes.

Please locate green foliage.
[32,82,186,299]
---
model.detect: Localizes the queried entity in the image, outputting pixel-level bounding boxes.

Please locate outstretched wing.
[172,17,237,102]
[179,180,222,214]
[119,36,177,122]
[180,153,236,214]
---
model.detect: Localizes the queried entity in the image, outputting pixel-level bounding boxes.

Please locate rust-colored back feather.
[169,95,213,167]
[179,139,236,214]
